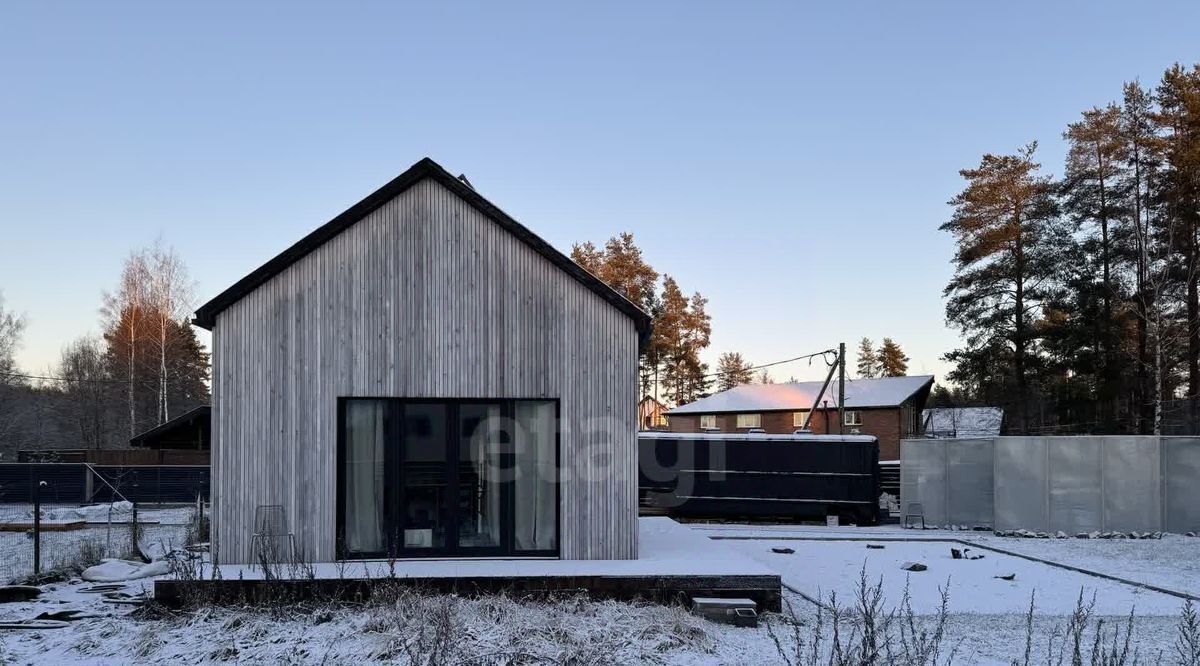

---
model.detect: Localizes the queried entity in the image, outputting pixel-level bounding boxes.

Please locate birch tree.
[103,252,150,436]
[145,244,195,423]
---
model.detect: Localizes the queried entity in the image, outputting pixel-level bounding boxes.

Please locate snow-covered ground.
[721,537,1184,615]
[0,503,194,584]
[1,520,1197,664]
[695,522,1200,599]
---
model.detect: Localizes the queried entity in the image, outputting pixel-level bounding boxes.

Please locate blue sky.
[2,1,1198,382]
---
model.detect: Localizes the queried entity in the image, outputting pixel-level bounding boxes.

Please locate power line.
[701,348,839,380]
[0,371,192,387]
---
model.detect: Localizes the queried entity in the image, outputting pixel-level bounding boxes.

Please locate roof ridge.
[191,158,652,346]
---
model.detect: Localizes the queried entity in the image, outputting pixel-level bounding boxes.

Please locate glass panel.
[344,400,386,554]
[401,404,448,549]
[457,404,505,549]
[514,401,557,551]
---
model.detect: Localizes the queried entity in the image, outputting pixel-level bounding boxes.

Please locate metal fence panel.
[993,437,1048,532]
[945,438,994,527]
[1103,437,1161,533]
[638,434,881,523]
[900,439,948,526]
[1047,437,1103,534]
[1163,437,1200,534]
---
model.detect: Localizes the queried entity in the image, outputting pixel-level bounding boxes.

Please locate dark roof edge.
[191,158,652,347]
[129,405,211,446]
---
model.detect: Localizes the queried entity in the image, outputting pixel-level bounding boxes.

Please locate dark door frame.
[336,397,560,560]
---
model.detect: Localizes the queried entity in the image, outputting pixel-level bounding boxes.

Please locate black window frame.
[336,397,561,560]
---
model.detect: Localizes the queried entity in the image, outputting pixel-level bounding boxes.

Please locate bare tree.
[103,251,150,436]
[145,244,195,424]
[58,336,113,449]
[0,291,24,378]
[0,292,28,450]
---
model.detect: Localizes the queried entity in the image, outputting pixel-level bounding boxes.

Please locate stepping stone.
[34,609,99,622]
[995,573,1016,581]
[0,586,42,603]
[79,584,127,594]
[900,562,927,572]
[0,619,70,630]
[866,544,885,549]
[770,547,794,554]
[950,548,963,560]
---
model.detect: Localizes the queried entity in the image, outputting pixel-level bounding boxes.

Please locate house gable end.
[193,158,651,345]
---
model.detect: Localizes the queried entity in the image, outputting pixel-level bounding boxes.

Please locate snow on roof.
[920,407,1004,438]
[667,375,934,414]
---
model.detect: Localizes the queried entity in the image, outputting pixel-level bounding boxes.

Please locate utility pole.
[837,342,846,435]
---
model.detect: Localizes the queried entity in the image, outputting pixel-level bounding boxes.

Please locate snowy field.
[0,503,194,584]
[1,520,1199,664]
[695,522,1200,599]
[721,537,1185,615]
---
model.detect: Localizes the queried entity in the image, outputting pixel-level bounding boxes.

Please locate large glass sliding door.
[338,398,558,559]
[399,404,449,551]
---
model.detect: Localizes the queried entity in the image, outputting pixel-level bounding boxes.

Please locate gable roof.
[129,405,211,447]
[192,157,652,345]
[667,375,935,414]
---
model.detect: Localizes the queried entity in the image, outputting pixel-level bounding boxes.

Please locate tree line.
[0,243,210,457]
[573,233,914,403]
[940,63,1200,435]
[572,234,714,405]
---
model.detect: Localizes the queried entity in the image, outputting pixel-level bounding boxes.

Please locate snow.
[695,522,1200,600]
[667,375,935,414]
[641,431,875,443]
[958,532,1200,599]
[2,519,1197,664]
[921,406,1004,438]
[721,538,1185,615]
[81,559,172,583]
[197,517,774,581]
[0,504,194,585]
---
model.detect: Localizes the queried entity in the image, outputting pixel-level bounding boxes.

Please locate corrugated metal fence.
[900,436,1200,533]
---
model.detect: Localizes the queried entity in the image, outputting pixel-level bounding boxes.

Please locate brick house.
[666,375,934,460]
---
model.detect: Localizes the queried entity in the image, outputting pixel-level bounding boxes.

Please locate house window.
[700,415,717,430]
[843,410,863,426]
[338,398,559,559]
[793,410,811,428]
[736,413,761,429]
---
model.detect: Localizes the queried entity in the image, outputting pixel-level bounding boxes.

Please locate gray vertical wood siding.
[211,178,639,564]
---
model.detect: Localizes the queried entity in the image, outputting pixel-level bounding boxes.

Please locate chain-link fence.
[0,483,205,584]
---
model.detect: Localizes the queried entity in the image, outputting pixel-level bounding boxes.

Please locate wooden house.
[193,158,650,564]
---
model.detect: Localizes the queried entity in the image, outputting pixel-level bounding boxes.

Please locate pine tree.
[856,337,879,378]
[656,276,712,405]
[877,338,909,377]
[572,234,715,406]
[1120,80,1164,433]
[716,352,754,391]
[941,143,1066,433]
[1155,65,1200,404]
[1063,104,1127,428]
[756,368,773,384]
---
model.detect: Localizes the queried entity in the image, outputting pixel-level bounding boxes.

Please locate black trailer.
[638,432,881,525]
